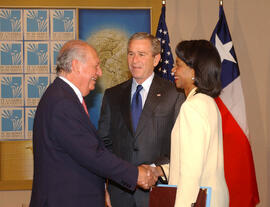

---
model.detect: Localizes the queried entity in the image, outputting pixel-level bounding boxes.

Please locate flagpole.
[219,0,223,6]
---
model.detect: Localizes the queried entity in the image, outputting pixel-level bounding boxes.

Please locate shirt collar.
[186,87,198,100]
[132,72,154,93]
[59,76,83,103]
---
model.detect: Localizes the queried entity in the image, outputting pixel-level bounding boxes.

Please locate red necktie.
[82,99,89,117]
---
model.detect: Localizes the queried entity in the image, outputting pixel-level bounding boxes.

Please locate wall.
[0,191,31,207]
[166,0,269,207]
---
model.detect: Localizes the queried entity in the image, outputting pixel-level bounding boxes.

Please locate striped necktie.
[131,85,143,132]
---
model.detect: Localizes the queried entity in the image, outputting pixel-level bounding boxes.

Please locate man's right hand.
[142,164,164,177]
[137,165,157,189]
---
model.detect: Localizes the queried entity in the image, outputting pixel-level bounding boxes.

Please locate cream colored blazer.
[162,88,229,207]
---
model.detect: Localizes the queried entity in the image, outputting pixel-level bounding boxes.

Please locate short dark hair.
[175,40,222,98]
[128,32,161,56]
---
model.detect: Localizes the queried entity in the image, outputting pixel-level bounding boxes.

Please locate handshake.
[136,164,164,190]
[105,165,165,207]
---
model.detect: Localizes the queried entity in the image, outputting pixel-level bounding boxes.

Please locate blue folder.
[156,184,212,207]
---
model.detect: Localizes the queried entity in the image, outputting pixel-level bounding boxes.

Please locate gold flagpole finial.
[162,0,166,6]
[219,0,223,6]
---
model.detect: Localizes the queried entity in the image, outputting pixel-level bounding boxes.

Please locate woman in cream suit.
[154,40,229,207]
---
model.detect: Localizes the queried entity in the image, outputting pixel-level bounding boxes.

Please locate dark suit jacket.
[98,74,185,207]
[30,77,138,207]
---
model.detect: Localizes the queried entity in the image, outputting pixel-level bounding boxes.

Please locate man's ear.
[72,59,80,73]
[153,53,161,67]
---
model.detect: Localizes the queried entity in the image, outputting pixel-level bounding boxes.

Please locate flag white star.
[162,69,167,74]
[159,29,162,33]
[163,30,167,35]
[215,34,236,63]
[165,60,169,64]
[162,40,165,44]
[167,51,171,56]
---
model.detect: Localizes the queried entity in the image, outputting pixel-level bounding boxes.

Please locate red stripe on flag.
[215,97,259,207]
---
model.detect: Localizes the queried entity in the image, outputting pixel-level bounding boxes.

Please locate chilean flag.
[210,4,260,207]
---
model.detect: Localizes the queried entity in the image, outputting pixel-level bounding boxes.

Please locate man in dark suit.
[98,32,185,207]
[29,40,157,207]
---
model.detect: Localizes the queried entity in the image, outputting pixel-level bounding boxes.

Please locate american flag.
[155,4,174,82]
[210,3,259,207]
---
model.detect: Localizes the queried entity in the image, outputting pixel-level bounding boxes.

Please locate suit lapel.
[136,75,163,136]
[55,77,98,137]
[120,79,134,134]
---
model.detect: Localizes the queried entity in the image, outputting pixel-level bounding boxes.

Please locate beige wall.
[0,0,269,206]
[0,191,31,207]
[0,1,161,206]
[166,0,269,207]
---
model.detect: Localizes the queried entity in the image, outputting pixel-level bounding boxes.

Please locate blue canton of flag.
[155,5,174,81]
[210,5,239,89]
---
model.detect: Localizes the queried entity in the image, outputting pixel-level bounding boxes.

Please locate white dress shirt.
[131,72,154,108]
[59,76,83,104]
